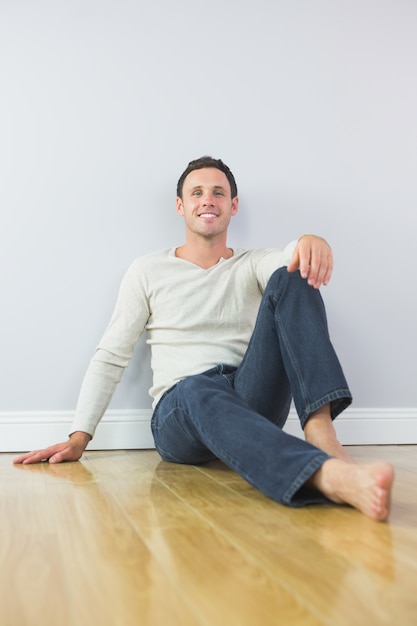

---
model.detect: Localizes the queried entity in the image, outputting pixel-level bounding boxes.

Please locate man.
[14,156,394,521]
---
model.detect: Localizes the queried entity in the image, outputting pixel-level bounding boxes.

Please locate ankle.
[304,404,335,439]
[308,458,343,499]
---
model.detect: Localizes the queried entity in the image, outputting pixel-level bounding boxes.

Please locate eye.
[214,191,224,196]
[192,190,202,196]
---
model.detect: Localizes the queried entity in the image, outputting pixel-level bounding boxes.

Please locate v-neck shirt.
[71,242,297,436]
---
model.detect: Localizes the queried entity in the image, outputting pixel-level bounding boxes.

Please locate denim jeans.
[151,268,352,507]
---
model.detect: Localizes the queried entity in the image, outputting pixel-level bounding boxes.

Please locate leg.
[151,369,331,508]
[303,404,353,462]
[152,371,394,519]
[233,268,352,455]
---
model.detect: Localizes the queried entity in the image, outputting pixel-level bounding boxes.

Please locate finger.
[322,254,333,286]
[13,449,50,465]
[308,243,334,288]
[305,246,322,286]
[313,249,333,287]
[14,451,39,464]
[15,444,67,465]
[292,235,312,279]
[309,265,328,289]
[13,453,29,464]
[298,247,312,280]
[308,255,326,288]
[287,249,300,273]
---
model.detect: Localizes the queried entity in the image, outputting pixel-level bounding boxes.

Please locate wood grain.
[1,445,416,625]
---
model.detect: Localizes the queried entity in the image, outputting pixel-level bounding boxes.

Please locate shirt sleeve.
[253,240,298,291]
[70,259,150,437]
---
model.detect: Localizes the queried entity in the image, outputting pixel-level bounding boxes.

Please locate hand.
[13,431,92,465]
[287,234,333,288]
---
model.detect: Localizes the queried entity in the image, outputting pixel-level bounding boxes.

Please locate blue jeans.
[151,268,352,507]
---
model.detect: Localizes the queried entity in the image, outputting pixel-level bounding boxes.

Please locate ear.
[231,196,239,216]
[176,197,184,216]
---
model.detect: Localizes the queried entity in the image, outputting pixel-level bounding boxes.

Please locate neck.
[175,237,233,269]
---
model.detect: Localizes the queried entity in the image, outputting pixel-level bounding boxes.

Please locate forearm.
[71,353,125,437]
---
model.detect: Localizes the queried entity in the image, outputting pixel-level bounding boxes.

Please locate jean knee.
[266,267,301,292]
[153,378,219,465]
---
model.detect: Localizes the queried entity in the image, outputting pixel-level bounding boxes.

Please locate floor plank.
[1,446,416,626]
[0,462,70,625]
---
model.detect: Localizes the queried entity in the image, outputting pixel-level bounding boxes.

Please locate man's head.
[176,156,238,200]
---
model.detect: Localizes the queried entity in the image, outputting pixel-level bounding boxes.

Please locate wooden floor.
[1,446,416,626]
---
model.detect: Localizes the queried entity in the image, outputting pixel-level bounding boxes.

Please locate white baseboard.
[284,408,417,445]
[1,408,416,453]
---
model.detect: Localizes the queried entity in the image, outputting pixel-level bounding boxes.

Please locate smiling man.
[175,167,239,264]
[14,156,394,521]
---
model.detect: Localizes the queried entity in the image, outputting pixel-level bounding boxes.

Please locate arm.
[287,234,333,288]
[13,258,150,465]
[13,431,92,465]
[13,357,127,465]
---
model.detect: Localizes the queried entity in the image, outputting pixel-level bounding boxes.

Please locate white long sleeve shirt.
[71,243,297,436]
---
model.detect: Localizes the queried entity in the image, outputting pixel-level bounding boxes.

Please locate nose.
[202,191,215,205]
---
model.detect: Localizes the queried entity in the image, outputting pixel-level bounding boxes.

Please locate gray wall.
[1,0,416,417]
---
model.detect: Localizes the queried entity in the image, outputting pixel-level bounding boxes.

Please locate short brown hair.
[176,156,238,199]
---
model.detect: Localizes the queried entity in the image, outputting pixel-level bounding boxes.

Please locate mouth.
[198,212,218,219]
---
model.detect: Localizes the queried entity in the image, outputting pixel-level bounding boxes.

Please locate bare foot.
[304,406,354,462]
[310,459,395,521]
[305,430,354,462]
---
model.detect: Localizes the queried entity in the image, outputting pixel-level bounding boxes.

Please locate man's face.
[176,168,238,240]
